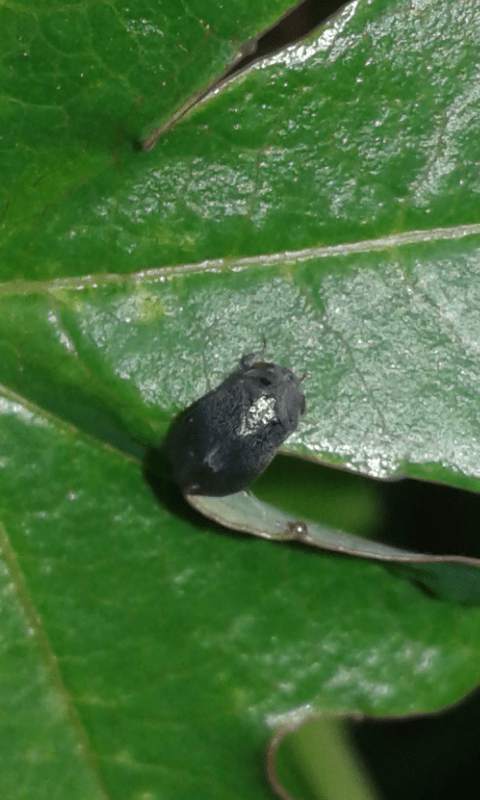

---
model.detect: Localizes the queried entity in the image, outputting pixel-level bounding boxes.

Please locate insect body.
[168,351,306,497]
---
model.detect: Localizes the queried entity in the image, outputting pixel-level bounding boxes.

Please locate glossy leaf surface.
[2,0,480,798]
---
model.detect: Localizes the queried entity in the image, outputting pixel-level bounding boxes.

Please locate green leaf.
[1,0,294,281]
[2,390,480,799]
[2,0,480,798]
[187,488,480,604]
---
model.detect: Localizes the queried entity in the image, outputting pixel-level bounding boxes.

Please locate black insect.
[167,350,306,497]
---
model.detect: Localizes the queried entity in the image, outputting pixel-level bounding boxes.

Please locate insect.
[168,349,306,497]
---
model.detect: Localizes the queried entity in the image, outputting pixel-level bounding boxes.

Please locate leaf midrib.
[1,221,480,295]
